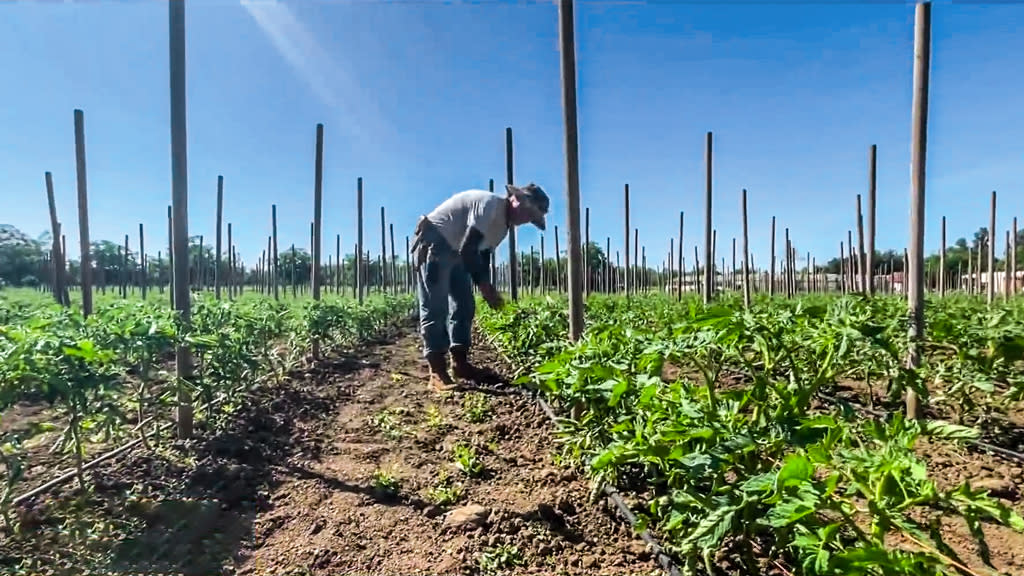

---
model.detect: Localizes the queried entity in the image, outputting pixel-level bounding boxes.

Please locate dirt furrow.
[235,328,661,576]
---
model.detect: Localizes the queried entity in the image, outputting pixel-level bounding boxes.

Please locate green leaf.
[609,379,629,407]
[776,454,814,489]
[921,420,981,442]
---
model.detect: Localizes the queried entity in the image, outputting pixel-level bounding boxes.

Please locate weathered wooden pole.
[988,191,996,306]
[703,132,713,303]
[122,234,130,298]
[44,172,69,306]
[379,206,387,293]
[213,175,223,299]
[1005,230,1011,301]
[271,205,279,300]
[839,242,846,294]
[624,184,631,297]
[356,177,364,304]
[139,223,147,300]
[73,110,94,317]
[584,207,590,296]
[1013,217,1018,295]
[677,212,684,301]
[634,228,640,293]
[939,216,946,296]
[742,189,751,307]
[905,0,931,420]
[389,223,397,296]
[554,225,562,293]
[169,0,193,438]
[866,146,878,295]
[506,127,519,302]
[769,217,776,297]
[226,222,233,300]
[856,194,866,294]
[784,228,791,298]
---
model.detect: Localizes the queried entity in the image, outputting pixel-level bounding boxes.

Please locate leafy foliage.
[478,292,1024,575]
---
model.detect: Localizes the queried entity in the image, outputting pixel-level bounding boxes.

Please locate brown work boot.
[426,352,457,392]
[450,346,485,382]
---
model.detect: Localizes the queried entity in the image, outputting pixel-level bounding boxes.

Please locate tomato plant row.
[478,293,1024,576]
[0,288,414,530]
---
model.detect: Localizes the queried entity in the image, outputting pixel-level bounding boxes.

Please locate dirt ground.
[1,325,663,576]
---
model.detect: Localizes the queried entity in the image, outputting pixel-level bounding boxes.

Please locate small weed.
[371,408,407,440]
[453,442,484,477]
[427,471,464,506]
[477,544,524,574]
[372,468,401,495]
[425,405,447,431]
[462,392,492,423]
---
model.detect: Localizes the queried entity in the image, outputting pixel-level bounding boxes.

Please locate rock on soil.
[444,505,490,530]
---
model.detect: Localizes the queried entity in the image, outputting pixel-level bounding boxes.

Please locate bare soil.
[1,324,662,576]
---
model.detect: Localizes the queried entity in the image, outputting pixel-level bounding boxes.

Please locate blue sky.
[1,0,1022,271]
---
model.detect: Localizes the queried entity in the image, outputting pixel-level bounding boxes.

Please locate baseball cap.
[507,183,550,231]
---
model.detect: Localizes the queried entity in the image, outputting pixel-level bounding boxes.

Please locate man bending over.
[411,183,550,391]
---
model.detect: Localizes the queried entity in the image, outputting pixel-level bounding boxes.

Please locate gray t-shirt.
[426,189,509,253]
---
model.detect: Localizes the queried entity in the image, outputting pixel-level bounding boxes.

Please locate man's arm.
[458,226,490,285]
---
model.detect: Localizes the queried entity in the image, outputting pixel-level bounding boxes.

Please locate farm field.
[478,293,1024,575]
[4,285,1024,575]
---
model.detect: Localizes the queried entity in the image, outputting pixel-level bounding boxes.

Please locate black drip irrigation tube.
[479,330,683,576]
[817,392,1024,465]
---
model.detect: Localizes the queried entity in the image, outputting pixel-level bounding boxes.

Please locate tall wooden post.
[769,217,776,297]
[389,223,397,295]
[703,132,713,303]
[857,194,866,293]
[215,175,223,299]
[674,212,682,301]
[506,127,518,302]
[379,206,387,293]
[226,222,233,300]
[555,225,562,293]
[271,205,279,300]
[44,172,69,306]
[867,145,877,295]
[356,177,364,304]
[73,110,94,317]
[169,0,193,438]
[560,21,582,342]
[988,191,996,306]
[584,207,590,296]
[939,216,946,296]
[139,223,147,300]
[742,189,751,307]
[1013,217,1018,295]
[624,184,630,297]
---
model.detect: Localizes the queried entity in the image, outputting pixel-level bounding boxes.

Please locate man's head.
[506,183,549,231]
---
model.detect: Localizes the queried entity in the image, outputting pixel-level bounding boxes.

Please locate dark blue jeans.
[415,228,475,358]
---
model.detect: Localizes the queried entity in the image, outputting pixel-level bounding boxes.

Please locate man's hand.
[479,282,504,310]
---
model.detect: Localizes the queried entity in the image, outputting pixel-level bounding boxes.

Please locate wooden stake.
[506,127,518,302]
[939,216,946,296]
[169,0,193,438]
[624,184,630,297]
[988,191,996,306]
[769,217,776,298]
[356,177,364,304]
[44,172,69,306]
[703,131,713,303]
[73,110,94,317]
[742,189,751,307]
